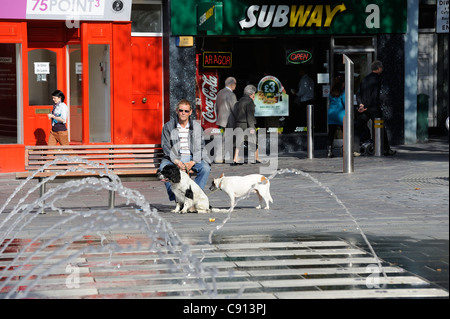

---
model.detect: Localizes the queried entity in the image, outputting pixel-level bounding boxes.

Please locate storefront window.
[88,44,111,143]
[419,4,436,30]
[131,2,162,34]
[199,37,331,133]
[331,36,375,96]
[0,43,21,144]
[28,49,57,106]
[68,45,82,143]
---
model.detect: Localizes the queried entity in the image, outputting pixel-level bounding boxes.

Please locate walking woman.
[47,90,69,146]
[327,77,345,158]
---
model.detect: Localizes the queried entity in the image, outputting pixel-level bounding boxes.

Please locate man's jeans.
[159,158,211,201]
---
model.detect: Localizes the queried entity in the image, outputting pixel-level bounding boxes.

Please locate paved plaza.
[0,136,448,300]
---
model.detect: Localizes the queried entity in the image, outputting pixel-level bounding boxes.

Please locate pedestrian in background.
[215,77,237,163]
[356,60,396,156]
[47,90,69,146]
[231,84,262,165]
[291,67,314,130]
[327,77,345,158]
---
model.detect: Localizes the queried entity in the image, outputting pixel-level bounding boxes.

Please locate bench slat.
[28,155,162,164]
[28,158,161,164]
[25,144,161,150]
[16,169,158,179]
[28,148,162,154]
[26,163,159,170]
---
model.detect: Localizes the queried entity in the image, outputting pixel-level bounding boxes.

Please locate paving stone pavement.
[0,136,448,300]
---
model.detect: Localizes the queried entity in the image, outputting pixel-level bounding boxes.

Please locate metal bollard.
[374,118,384,157]
[307,104,314,159]
[343,54,354,173]
[109,190,115,209]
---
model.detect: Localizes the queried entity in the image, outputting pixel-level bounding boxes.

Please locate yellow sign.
[177,36,194,47]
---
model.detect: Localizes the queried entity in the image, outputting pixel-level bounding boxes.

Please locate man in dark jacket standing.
[215,77,237,163]
[231,84,262,164]
[356,60,396,155]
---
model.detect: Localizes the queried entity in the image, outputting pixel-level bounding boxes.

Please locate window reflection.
[0,43,20,144]
[28,49,57,106]
[69,45,82,143]
[88,44,111,143]
[131,4,162,33]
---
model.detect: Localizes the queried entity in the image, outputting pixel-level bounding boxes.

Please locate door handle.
[142,97,147,103]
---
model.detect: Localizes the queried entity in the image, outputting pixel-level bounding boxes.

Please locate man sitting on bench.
[159,99,211,201]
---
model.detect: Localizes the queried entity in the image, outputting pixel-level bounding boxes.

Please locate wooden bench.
[15,144,163,209]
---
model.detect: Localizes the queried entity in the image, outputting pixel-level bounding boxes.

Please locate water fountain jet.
[0,156,219,299]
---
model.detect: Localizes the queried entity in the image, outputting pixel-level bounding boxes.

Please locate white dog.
[209,173,273,211]
[158,165,210,214]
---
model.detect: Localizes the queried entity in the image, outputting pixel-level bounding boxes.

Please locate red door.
[25,45,66,146]
[131,37,163,144]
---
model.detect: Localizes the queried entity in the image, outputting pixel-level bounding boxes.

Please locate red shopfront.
[0,19,163,173]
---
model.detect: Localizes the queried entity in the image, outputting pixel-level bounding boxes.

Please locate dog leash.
[206,188,219,196]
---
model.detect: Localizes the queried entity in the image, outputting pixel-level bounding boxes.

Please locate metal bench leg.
[39,177,46,214]
[108,190,115,209]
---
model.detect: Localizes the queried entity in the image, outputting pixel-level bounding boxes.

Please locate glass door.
[88,44,111,143]
[332,52,372,95]
[131,1,163,143]
[68,45,82,143]
[26,46,65,145]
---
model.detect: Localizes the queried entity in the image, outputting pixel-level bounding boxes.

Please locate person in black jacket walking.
[231,84,262,165]
[356,60,396,156]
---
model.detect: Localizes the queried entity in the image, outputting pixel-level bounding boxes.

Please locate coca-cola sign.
[201,74,218,123]
[196,54,219,131]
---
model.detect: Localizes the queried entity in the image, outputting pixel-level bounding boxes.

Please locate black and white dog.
[158,164,211,214]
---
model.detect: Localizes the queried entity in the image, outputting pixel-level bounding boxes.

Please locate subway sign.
[171,0,407,35]
[203,52,232,68]
[238,4,347,30]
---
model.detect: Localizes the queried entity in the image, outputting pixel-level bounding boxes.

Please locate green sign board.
[171,0,407,36]
[197,2,223,32]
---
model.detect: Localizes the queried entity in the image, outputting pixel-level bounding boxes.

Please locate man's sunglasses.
[178,109,191,113]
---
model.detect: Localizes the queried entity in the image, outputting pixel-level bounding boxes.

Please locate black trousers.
[327,124,341,147]
[355,112,391,151]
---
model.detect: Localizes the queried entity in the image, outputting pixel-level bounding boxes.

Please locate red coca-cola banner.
[195,54,219,132]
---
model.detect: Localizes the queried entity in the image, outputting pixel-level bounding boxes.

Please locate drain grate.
[1,237,447,299]
[399,172,449,188]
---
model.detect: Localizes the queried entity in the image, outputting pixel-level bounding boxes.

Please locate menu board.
[254,75,289,117]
